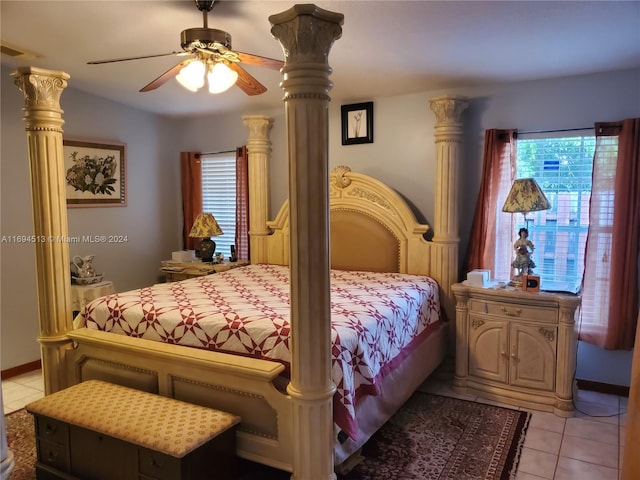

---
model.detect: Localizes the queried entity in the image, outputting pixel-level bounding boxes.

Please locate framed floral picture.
[63,139,126,207]
[341,102,374,145]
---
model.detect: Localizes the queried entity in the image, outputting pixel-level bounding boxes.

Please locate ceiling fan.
[88,0,284,95]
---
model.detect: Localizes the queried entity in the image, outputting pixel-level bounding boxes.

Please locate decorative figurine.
[511,228,536,284]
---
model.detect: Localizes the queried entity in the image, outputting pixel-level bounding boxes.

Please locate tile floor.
[2,370,628,479]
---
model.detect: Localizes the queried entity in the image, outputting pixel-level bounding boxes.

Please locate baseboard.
[1,359,42,380]
[576,378,630,397]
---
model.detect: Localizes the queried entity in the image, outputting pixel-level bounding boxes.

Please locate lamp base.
[509,276,523,288]
[200,238,216,263]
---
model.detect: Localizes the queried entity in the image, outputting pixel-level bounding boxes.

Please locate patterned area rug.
[5,392,529,480]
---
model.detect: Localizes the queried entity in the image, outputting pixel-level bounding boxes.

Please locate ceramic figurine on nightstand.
[511,227,535,286]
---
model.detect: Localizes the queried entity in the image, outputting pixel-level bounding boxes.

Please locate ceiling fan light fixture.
[176,59,206,91]
[207,62,238,94]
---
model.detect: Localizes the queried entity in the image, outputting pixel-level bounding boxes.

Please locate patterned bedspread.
[77,263,441,439]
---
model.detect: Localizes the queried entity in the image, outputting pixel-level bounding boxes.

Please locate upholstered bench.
[26,380,240,480]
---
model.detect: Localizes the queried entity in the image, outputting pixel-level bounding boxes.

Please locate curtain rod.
[517,127,593,135]
[196,149,236,156]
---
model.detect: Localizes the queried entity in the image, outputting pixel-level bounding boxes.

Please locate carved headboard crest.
[331,165,352,189]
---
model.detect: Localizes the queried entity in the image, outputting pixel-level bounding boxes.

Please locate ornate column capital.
[429,95,469,126]
[269,5,343,65]
[242,115,274,141]
[270,5,343,102]
[12,67,69,132]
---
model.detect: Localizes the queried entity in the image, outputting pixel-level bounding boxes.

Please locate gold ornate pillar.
[270,5,343,480]
[242,115,274,264]
[12,67,72,394]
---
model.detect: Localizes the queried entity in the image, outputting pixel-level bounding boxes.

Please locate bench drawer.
[36,438,70,472]
[36,416,69,445]
[139,448,181,480]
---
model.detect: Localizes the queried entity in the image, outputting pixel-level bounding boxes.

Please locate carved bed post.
[12,67,72,395]
[428,96,468,320]
[270,5,343,480]
[242,115,274,264]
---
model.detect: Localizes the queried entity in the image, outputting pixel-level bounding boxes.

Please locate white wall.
[2,65,638,385]
[1,66,184,369]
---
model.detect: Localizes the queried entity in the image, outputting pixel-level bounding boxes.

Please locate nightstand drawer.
[469,298,558,323]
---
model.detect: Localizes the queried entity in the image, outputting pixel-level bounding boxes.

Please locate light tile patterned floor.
[418,377,627,480]
[3,370,628,479]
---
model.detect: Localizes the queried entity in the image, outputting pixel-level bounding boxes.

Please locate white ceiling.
[2,1,639,118]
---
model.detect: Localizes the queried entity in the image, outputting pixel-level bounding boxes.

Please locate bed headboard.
[264,166,433,276]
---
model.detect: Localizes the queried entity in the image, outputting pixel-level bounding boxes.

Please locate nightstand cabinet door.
[468,317,508,384]
[509,323,557,391]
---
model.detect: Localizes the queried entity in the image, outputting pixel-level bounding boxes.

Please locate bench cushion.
[26,380,240,458]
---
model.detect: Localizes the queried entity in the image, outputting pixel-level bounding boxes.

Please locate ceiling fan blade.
[235,51,283,71]
[88,52,188,64]
[139,60,191,92]
[228,63,267,96]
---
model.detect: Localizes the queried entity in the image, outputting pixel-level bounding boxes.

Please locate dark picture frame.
[63,139,126,207]
[341,102,374,145]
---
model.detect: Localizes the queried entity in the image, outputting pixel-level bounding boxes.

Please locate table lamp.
[501,178,551,282]
[189,212,223,263]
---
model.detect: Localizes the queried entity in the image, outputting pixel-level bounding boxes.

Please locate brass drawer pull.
[500,306,522,317]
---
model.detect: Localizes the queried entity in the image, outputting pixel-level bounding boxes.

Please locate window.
[503,132,596,290]
[201,153,236,257]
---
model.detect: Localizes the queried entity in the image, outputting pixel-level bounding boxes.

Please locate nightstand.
[451,282,582,416]
[160,259,249,282]
[70,281,116,313]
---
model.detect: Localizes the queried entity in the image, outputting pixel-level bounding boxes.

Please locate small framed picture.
[341,102,373,145]
[522,275,541,292]
[63,139,126,207]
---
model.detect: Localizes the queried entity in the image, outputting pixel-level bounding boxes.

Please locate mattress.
[77,263,442,439]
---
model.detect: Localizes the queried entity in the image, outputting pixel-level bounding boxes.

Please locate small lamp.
[502,178,551,282]
[189,213,223,263]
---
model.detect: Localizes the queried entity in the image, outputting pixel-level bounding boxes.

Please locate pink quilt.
[78,263,441,439]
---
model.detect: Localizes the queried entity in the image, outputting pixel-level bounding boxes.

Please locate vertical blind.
[200,153,236,258]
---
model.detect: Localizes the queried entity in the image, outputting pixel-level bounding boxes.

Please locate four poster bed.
[69,166,448,470]
[13,4,467,478]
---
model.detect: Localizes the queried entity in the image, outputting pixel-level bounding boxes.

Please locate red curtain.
[582,118,639,350]
[180,152,202,251]
[463,129,517,278]
[235,146,250,261]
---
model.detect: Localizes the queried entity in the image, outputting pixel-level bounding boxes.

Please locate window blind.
[201,153,236,258]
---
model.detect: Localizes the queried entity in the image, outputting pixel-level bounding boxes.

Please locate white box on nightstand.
[172,250,196,262]
[466,269,491,287]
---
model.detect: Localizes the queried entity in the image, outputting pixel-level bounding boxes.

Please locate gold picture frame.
[63,139,126,207]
